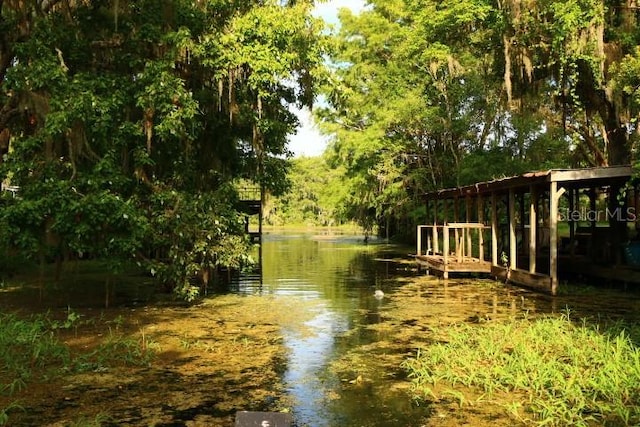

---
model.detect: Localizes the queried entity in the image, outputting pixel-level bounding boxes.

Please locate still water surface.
[228,232,640,426]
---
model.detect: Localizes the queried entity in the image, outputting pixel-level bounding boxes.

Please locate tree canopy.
[0,0,327,298]
[315,0,640,236]
[2,0,640,273]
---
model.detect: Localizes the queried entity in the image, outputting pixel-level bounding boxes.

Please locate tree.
[500,0,640,166]
[0,0,327,299]
[318,0,639,239]
[318,0,509,236]
[265,155,351,227]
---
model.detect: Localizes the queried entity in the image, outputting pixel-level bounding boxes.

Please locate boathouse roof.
[424,165,633,200]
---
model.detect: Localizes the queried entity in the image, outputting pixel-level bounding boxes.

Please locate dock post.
[478,196,484,261]
[550,181,559,295]
[529,186,537,274]
[443,225,449,279]
[466,196,472,257]
[509,188,517,270]
[569,189,576,258]
[491,192,498,267]
[433,200,439,254]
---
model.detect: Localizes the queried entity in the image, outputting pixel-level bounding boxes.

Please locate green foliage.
[403,314,640,426]
[0,313,70,397]
[82,334,155,368]
[0,401,24,427]
[49,306,83,332]
[66,413,113,427]
[316,0,639,237]
[0,312,155,426]
[144,185,252,300]
[266,156,351,226]
[0,1,327,298]
[319,0,505,234]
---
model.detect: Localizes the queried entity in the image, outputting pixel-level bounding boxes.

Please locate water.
[229,232,640,427]
[231,233,425,426]
[3,232,640,426]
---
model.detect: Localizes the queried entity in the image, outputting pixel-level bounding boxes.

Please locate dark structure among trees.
[416,166,637,294]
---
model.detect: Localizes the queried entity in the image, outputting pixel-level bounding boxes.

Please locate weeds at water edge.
[0,312,155,425]
[0,313,70,395]
[402,313,640,426]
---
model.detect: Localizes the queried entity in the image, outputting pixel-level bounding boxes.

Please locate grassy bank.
[403,313,640,426]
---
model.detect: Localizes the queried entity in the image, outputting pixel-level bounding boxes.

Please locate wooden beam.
[550,166,632,183]
[529,186,537,274]
[509,188,517,270]
[443,226,449,279]
[433,200,439,254]
[478,196,484,261]
[491,266,553,293]
[550,181,559,295]
[466,196,472,257]
[491,192,498,266]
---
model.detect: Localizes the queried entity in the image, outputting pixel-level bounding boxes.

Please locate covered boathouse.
[415,166,637,295]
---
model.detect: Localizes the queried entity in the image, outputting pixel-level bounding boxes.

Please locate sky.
[287,0,366,158]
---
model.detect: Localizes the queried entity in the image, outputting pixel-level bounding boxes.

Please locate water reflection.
[283,308,349,427]
[231,232,640,427]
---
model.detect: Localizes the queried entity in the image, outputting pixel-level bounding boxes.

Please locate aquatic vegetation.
[0,401,23,426]
[67,412,113,427]
[0,313,70,396]
[79,332,156,369]
[0,313,70,425]
[403,313,640,426]
[0,312,156,425]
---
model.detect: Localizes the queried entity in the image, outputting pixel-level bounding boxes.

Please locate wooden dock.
[416,254,492,276]
[416,166,635,294]
[237,186,263,244]
[416,223,491,278]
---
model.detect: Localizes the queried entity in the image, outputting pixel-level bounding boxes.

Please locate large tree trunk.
[601,0,636,165]
[583,83,632,165]
[604,107,631,166]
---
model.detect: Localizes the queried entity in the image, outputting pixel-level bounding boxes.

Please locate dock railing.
[238,186,261,202]
[417,223,490,264]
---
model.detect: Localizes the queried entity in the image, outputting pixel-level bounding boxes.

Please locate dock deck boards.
[416,254,492,276]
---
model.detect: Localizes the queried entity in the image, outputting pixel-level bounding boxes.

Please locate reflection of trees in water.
[261,237,367,298]
[261,236,408,301]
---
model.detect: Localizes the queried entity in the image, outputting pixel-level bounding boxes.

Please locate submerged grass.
[403,313,640,426]
[0,312,154,426]
[0,313,70,396]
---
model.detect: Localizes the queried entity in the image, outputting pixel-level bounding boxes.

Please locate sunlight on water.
[230,232,640,427]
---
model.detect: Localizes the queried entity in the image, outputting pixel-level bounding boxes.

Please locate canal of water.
[227,232,640,426]
[3,231,640,426]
